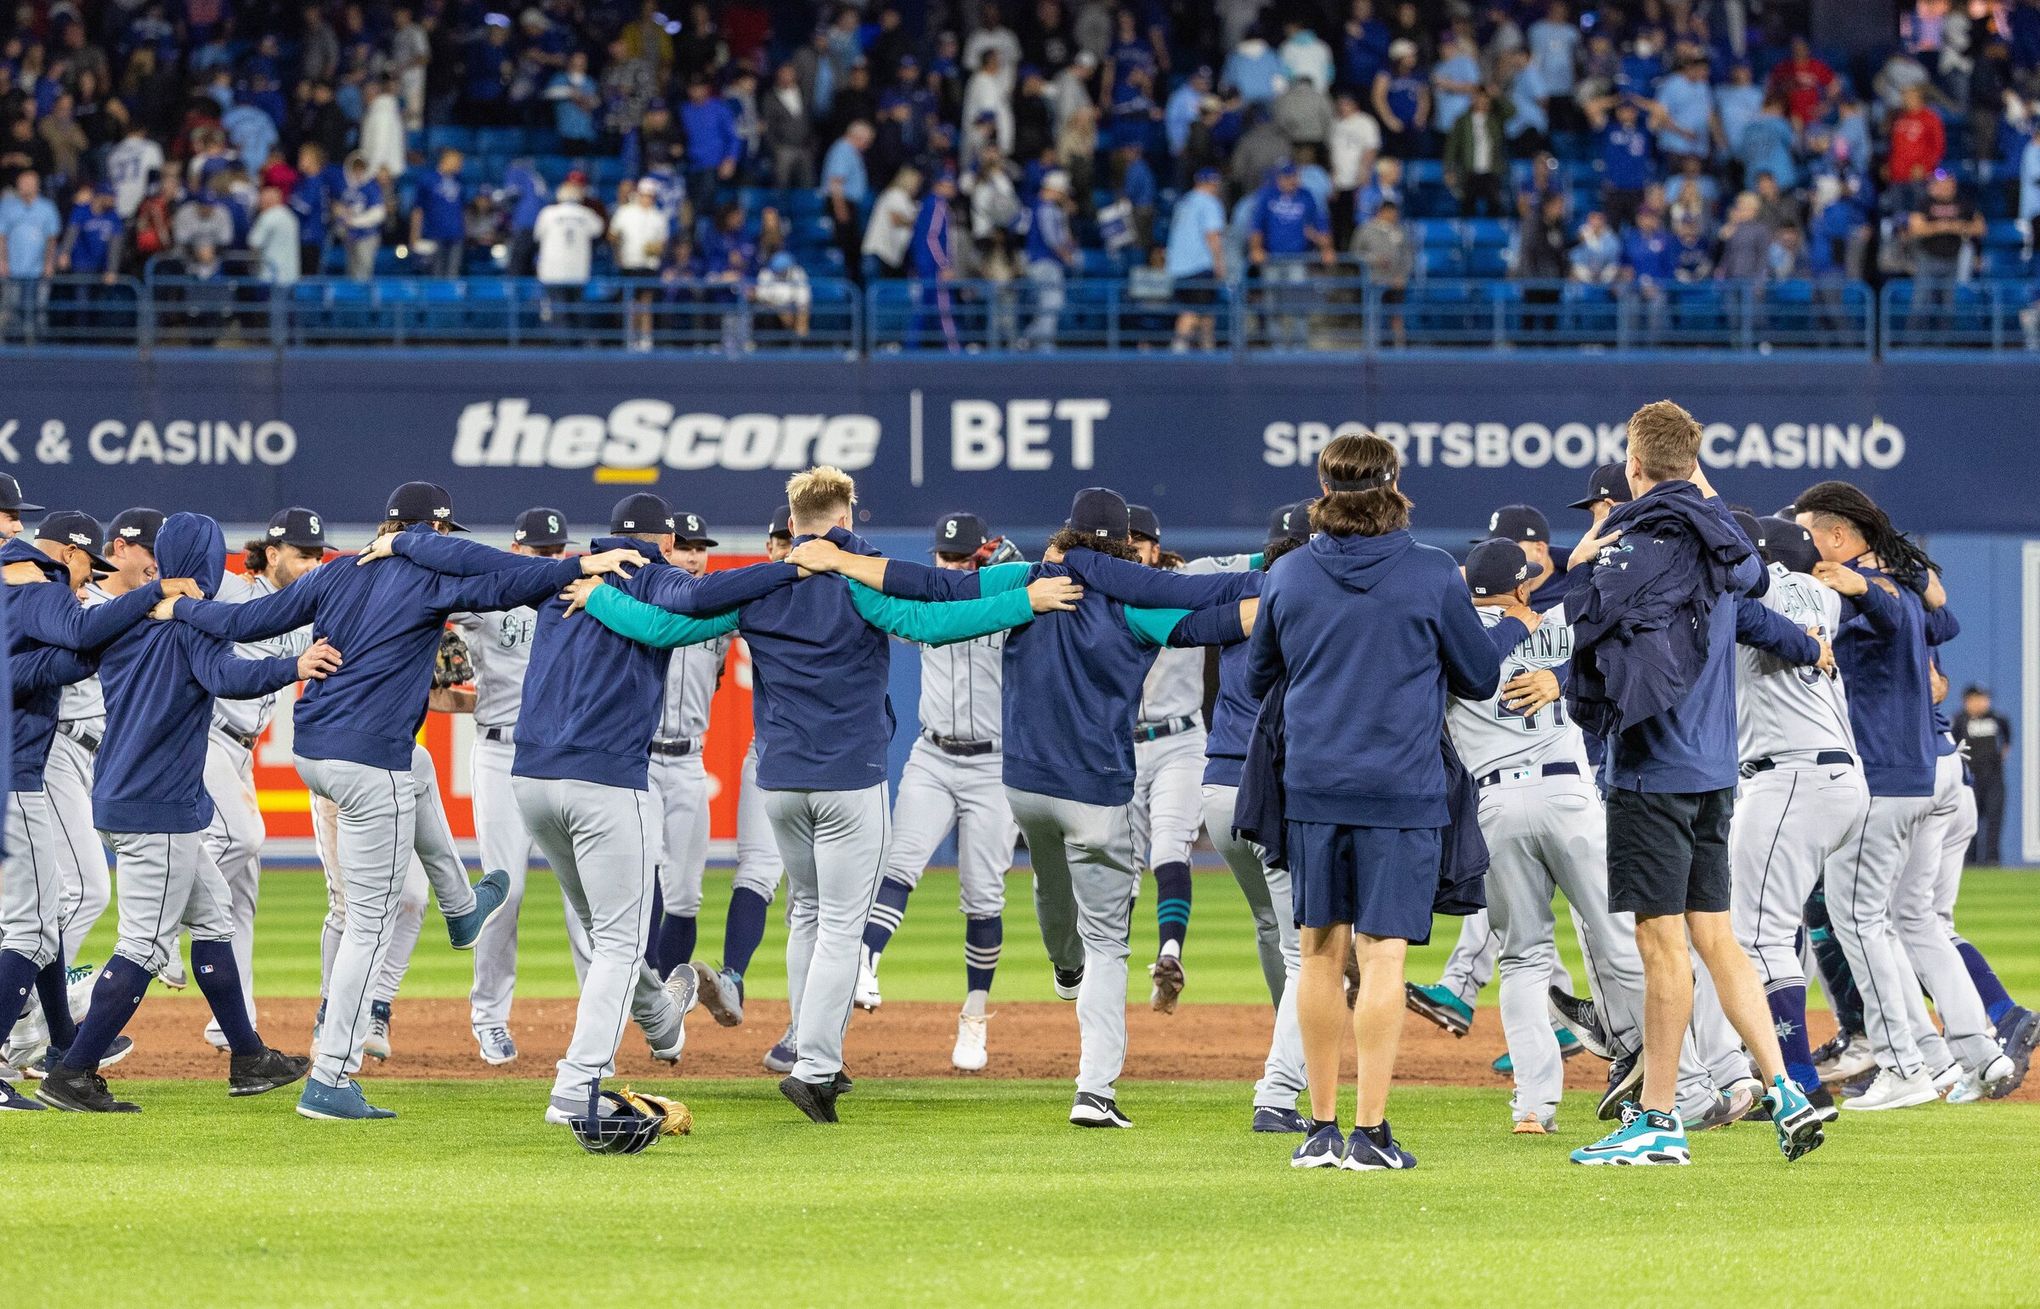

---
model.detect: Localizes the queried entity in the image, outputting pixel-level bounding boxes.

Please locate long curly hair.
[1794,480,1936,593]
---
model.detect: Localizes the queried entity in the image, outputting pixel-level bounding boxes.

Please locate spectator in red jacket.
[1766,37,1838,127]
[1887,84,1947,187]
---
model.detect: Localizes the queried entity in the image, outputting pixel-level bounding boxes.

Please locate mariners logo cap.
[932,512,989,554]
[671,511,718,547]
[1568,462,1633,511]
[1266,498,1313,549]
[1464,539,1545,597]
[386,481,467,531]
[513,506,574,548]
[767,504,793,539]
[1065,487,1129,541]
[1127,504,1162,544]
[35,510,113,570]
[610,492,675,534]
[108,507,165,552]
[267,507,329,549]
[0,472,43,513]
[1477,504,1551,545]
[1756,515,1819,574]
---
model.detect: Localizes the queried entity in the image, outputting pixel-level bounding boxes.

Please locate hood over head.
[156,511,226,598]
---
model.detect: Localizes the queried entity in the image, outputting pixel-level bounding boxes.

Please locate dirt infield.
[110,995,1850,1089]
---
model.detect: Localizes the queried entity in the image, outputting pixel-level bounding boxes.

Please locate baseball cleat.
[35,1065,141,1113]
[780,1073,840,1124]
[0,1078,44,1111]
[649,966,701,1065]
[1404,982,1473,1037]
[1766,1075,1826,1161]
[1341,1123,1417,1170]
[1052,965,1084,1001]
[1930,1062,1964,1094]
[475,1027,519,1066]
[28,1036,135,1079]
[1546,989,1615,1059]
[1995,1005,2038,1060]
[695,966,745,1028]
[1598,1049,1643,1120]
[1840,1068,1938,1112]
[1834,1067,1878,1099]
[1812,1030,1876,1083]
[1689,1084,1757,1132]
[295,1077,396,1121]
[444,870,512,951]
[1725,1074,1765,1117]
[159,957,189,990]
[1069,1091,1132,1128]
[762,1025,798,1074]
[1290,1122,1345,1167]
[833,1067,855,1095]
[1512,1116,1553,1136]
[203,1026,232,1053]
[229,1046,311,1097]
[310,998,326,1047]
[363,1001,394,1061]
[853,949,882,1012]
[1571,1104,1689,1166]
[1252,1105,1309,1134]
[1493,1031,1582,1077]
[65,963,96,1021]
[1976,1052,2020,1100]
[1806,1085,1839,1122]
[951,1012,989,1072]
[1149,956,1185,1014]
[543,1095,580,1126]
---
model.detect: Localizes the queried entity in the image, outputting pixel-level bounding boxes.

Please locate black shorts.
[1605,786,1734,917]
[1174,278,1218,307]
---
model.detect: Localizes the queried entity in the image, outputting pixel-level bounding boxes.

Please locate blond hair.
[1626,400,1702,482]
[786,465,856,533]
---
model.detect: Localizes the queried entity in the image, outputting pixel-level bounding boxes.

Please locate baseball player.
[854,511,1019,1072]
[38,513,322,1112]
[0,472,40,541]
[446,506,594,1066]
[1477,505,1572,613]
[645,509,737,980]
[1794,482,2018,1109]
[164,482,633,1120]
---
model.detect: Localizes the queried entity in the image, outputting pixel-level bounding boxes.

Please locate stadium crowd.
[3,0,2040,348]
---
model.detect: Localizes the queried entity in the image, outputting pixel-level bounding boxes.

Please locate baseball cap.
[1065,487,1129,541]
[1041,169,1070,193]
[767,505,792,538]
[1477,504,1551,544]
[385,481,467,531]
[1194,166,1222,185]
[513,506,574,548]
[1265,499,1311,549]
[1756,515,1819,574]
[1127,504,1161,543]
[1731,509,1765,552]
[1567,462,1633,511]
[266,506,329,549]
[36,511,113,570]
[0,472,42,513]
[671,510,718,546]
[1464,539,1546,597]
[609,492,675,534]
[107,507,165,553]
[932,512,989,554]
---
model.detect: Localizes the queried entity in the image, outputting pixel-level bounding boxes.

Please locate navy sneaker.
[0,1079,44,1111]
[762,1024,797,1074]
[1571,1103,1689,1166]
[1599,1048,1643,1120]
[28,1035,133,1079]
[1252,1105,1308,1134]
[445,870,512,950]
[1290,1122,1345,1168]
[780,1074,841,1124]
[296,1077,397,1121]
[1341,1122,1417,1171]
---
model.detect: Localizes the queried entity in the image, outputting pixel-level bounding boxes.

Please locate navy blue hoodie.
[172,524,585,772]
[3,536,163,792]
[1832,568,1937,797]
[94,513,303,833]
[1245,530,1502,828]
[388,530,797,790]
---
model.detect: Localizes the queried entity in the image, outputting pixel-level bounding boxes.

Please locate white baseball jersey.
[211,572,315,738]
[1735,563,1855,764]
[1136,553,1253,724]
[655,634,730,743]
[917,630,1005,744]
[1445,604,1588,777]
[56,582,113,725]
[452,608,537,729]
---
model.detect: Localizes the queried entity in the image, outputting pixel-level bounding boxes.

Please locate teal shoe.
[1404,982,1474,1037]
[1570,1103,1689,1166]
[446,870,512,950]
[1766,1075,1825,1162]
[1494,1027,1587,1077]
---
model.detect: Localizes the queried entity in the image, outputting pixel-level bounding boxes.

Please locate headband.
[1323,469,1397,493]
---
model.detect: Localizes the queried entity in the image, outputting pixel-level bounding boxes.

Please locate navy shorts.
[1606,786,1734,917]
[1287,821,1440,943]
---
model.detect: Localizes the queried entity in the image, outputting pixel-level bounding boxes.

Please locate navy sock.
[654,914,698,978]
[64,955,153,1070]
[0,950,38,1038]
[722,888,770,979]
[1154,862,1192,956]
[644,880,665,971]
[1955,939,2016,1025]
[34,958,76,1050]
[964,914,1002,994]
[191,939,263,1056]
[1766,982,1818,1091]
[862,877,914,956]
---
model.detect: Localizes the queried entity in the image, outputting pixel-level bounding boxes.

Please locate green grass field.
[20,866,2040,1305]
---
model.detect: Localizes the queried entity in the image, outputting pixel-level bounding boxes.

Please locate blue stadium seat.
[1403,160,1444,187]
[1414,218,1460,248]
[534,156,573,186]
[1465,247,1509,277]
[1419,247,1466,277]
[1986,219,2027,248]
[427,125,478,154]
[475,127,528,157]
[1984,247,2033,279]
[1461,218,1511,248]
[590,159,628,191]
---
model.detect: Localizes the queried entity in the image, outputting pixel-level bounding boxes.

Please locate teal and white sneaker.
[1570,1102,1690,1166]
[1404,982,1473,1037]
[1766,1075,1825,1161]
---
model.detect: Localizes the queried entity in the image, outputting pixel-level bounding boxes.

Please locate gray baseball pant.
[883,740,1015,918]
[201,730,266,1034]
[43,733,107,961]
[651,750,713,919]
[1825,792,1936,1079]
[514,776,681,1106]
[1893,752,2002,1076]
[102,829,237,971]
[1732,761,1868,989]
[2,792,66,969]
[1007,786,1141,1100]
[1202,783,1304,1111]
[768,785,890,1083]
[470,733,589,1030]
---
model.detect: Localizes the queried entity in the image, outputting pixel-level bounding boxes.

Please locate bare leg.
[1688,909,1787,1083]
[1635,913,1692,1113]
[1299,923,1353,1122]
[1352,932,1409,1126]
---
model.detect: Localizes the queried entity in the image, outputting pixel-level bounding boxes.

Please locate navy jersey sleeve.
[185,629,301,699]
[388,527,542,576]
[1923,604,1960,647]
[871,556,983,601]
[1062,548,1256,608]
[1440,579,1504,701]
[11,645,94,694]
[634,560,800,613]
[1243,579,1286,700]
[1483,614,1529,662]
[433,556,583,613]
[1164,601,1247,648]
[19,579,165,650]
[1735,597,1821,664]
[1837,569,1902,637]
[176,568,323,640]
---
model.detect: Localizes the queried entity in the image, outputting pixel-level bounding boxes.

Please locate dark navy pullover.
[1833,568,1937,797]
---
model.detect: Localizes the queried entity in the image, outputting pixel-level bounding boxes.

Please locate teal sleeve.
[977,561,1032,595]
[583,584,741,648]
[848,579,1033,646]
[1249,552,1266,569]
[1123,605,1192,648]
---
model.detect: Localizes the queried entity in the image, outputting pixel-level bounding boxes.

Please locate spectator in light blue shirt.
[1166,67,1212,157]
[222,99,279,176]
[1222,36,1285,107]
[1504,52,1550,149]
[822,125,872,208]
[545,52,602,146]
[1166,168,1228,350]
[1714,64,1764,163]
[1431,32,1482,133]
[2022,123,2040,235]
[1653,59,1716,161]
[1023,170,1077,347]
[1527,2,1582,98]
[0,172,63,279]
[1569,210,1621,283]
[1735,96,1800,191]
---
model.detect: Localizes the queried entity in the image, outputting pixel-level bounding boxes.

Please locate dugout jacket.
[93,513,303,833]
[1829,565,1939,797]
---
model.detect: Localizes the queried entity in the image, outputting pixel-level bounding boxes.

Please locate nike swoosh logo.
[1827,771,1846,781]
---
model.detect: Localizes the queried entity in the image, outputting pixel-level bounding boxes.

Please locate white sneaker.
[1947,1071,1987,1104]
[1977,1053,2018,1099]
[1814,1031,1877,1082]
[1841,1068,1939,1112]
[159,958,189,990]
[853,949,882,1012]
[650,964,702,1064]
[952,1012,989,1072]
[1931,1062,1964,1093]
[65,964,96,1021]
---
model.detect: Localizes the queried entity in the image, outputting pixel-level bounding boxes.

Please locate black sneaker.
[1069,1091,1132,1128]
[229,1046,311,1097]
[832,1067,854,1095]
[35,1064,140,1113]
[779,1073,840,1123]
[1547,988,1616,1060]
[1599,1049,1642,1120]
[1052,966,1084,1001]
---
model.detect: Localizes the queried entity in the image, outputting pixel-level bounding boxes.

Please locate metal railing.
[0,273,2024,355]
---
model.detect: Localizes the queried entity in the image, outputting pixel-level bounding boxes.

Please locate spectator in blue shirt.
[1167,167,1228,350]
[1527,1,1582,123]
[1735,94,1800,191]
[1653,58,1718,163]
[499,158,550,276]
[1373,40,1430,159]
[289,143,340,278]
[545,51,602,147]
[1502,50,1550,155]
[1714,63,1764,162]
[1023,170,1077,348]
[337,153,387,283]
[1670,210,1714,280]
[222,98,279,178]
[1430,30,1481,134]
[1341,0,1392,94]
[57,185,123,280]
[1590,96,1658,227]
[1251,162,1332,348]
[1569,209,1621,283]
[1222,34,1285,107]
[409,149,468,278]
[1621,205,1677,339]
[0,170,61,341]
[908,169,959,351]
[1165,66,1212,158]
[680,77,741,212]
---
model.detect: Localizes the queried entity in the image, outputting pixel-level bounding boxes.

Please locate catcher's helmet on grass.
[570,1088,693,1155]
